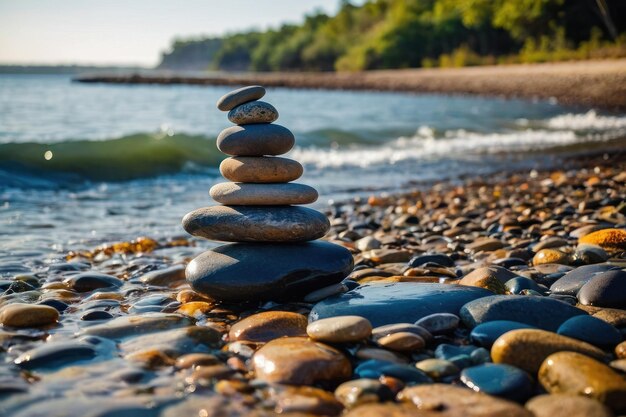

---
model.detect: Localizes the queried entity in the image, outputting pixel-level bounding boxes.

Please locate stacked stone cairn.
[182,86,354,302]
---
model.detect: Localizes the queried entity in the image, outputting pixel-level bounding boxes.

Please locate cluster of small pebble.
[0,153,624,417]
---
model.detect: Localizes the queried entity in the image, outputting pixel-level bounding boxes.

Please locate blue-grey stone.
[217,124,294,156]
[557,314,622,347]
[578,270,626,308]
[505,277,549,295]
[470,320,538,348]
[408,253,454,268]
[310,283,492,328]
[550,264,619,296]
[187,241,353,302]
[14,341,97,370]
[460,295,587,331]
[460,363,533,403]
[63,272,123,293]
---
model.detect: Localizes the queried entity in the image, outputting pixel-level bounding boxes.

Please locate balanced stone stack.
[182,86,353,302]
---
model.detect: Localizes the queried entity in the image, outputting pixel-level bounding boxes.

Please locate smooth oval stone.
[217,124,294,156]
[182,205,330,242]
[252,336,351,386]
[139,264,185,286]
[307,315,372,343]
[63,272,123,292]
[550,264,619,296]
[398,384,532,417]
[0,303,59,328]
[579,228,626,253]
[228,100,278,124]
[408,253,454,268]
[81,313,192,340]
[271,385,343,416]
[229,311,308,343]
[175,353,220,369]
[505,277,549,295]
[372,323,433,343]
[120,326,221,355]
[14,341,97,370]
[539,351,626,411]
[415,359,460,380]
[209,182,318,205]
[334,378,394,408]
[186,241,353,302]
[491,329,606,374]
[470,320,538,348]
[415,313,459,334]
[460,295,587,331]
[378,332,425,352]
[81,310,113,321]
[526,394,613,417]
[220,156,303,183]
[461,363,533,403]
[578,270,626,308]
[310,283,492,328]
[533,249,570,266]
[216,85,265,111]
[377,364,432,384]
[557,315,622,347]
[304,282,348,303]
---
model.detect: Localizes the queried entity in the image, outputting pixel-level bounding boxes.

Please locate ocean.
[1,74,625,264]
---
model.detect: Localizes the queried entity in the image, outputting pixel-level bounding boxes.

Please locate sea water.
[1,74,625,262]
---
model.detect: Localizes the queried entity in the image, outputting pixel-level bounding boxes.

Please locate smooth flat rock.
[550,264,619,296]
[460,363,533,403]
[539,351,626,412]
[460,295,587,331]
[81,313,192,340]
[63,272,123,292]
[217,124,294,156]
[0,303,59,328]
[310,283,492,328]
[182,205,330,242]
[252,336,351,386]
[491,329,606,374]
[186,241,354,302]
[229,311,308,343]
[307,315,372,343]
[470,320,538,348]
[216,85,265,111]
[14,341,97,370]
[557,315,622,347]
[228,100,278,124]
[209,182,318,205]
[526,394,613,417]
[578,270,626,308]
[398,384,533,417]
[120,326,221,355]
[220,156,303,183]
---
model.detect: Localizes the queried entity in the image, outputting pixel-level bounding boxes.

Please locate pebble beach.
[0,142,625,416]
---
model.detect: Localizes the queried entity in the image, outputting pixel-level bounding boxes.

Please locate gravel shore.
[75,59,626,110]
[0,150,625,416]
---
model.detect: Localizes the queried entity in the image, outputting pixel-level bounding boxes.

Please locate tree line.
[158,0,626,71]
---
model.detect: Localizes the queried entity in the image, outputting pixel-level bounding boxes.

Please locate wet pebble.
[578,270,626,308]
[415,313,459,334]
[557,314,622,347]
[229,311,308,343]
[377,331,425,352]
[461,363,533,403]
[526,394,613,417]
[334,378,394,408]
[470,320,538,348]
[0,303,59,328]
[63,272,123,292]
[306,315,372,343]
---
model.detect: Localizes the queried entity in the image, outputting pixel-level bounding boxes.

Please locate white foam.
[545,110,626,130]
[291,124,623,169]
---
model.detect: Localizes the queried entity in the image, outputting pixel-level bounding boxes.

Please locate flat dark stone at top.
[550,264,619,296]
[186,241,353,302]
[460,295,587,331]
[216,85,265,111]
[310,283,492,327]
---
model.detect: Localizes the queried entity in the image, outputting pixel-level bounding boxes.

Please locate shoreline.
[74,59,626,110]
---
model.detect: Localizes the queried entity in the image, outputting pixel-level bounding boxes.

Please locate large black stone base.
[185,241,353,302]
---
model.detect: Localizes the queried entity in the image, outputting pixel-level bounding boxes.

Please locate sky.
[0,0,349,67]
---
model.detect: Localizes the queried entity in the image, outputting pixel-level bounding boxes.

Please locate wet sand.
[75,59,626,110]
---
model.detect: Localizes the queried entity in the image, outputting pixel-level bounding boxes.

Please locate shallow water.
[1,74,625,262]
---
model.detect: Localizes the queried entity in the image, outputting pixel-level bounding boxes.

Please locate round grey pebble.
[216,85,265,111]
[228,100,278,125]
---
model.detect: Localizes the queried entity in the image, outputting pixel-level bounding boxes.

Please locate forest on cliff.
[158,0,626,71]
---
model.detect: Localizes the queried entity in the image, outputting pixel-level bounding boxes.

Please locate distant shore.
[74,59,626,110]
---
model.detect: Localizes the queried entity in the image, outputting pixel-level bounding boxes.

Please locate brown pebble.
[252,337,351,386]
[307,315,372,343]
[492,329,606,374]
[526,394,613,417]
[377,332,425,352]
[175,353,220,369]
[539,351,626,411]
[0,303,59,328]
[229,311,308,343]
